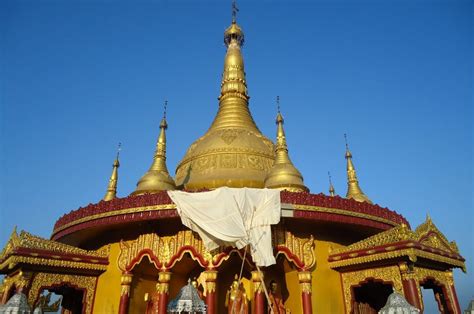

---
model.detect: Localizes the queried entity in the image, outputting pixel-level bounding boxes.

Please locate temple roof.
[328,216,465,271]
[0,227,109,275]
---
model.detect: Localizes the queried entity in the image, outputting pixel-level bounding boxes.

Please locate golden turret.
[344,134,372,204]
[103,143,120,201]
[328,171,335,197]
[265,98,308,192]
[175,8,274,190]
[133,103,176,195]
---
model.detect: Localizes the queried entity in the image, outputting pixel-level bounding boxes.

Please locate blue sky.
[1,0,472,311]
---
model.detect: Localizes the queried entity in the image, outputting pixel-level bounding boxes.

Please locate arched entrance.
[351,279,393,314]
[420,278,452,313]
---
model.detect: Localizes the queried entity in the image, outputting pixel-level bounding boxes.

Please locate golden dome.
[133,116,176,195]
[175,21,274,190]
[264,109,308,193]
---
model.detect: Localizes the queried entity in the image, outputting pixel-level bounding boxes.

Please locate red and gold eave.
[0,227,109,276]
[328,217,466,272]
[50,190,409,246]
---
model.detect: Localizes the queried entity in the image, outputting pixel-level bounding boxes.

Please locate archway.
[420,278,451,313]
[128,255,160,314]
[39,284,85,314]
[351,279,393,314]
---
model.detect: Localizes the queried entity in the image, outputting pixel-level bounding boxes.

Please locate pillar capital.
[298,271,312,294]
[251,270,264,293]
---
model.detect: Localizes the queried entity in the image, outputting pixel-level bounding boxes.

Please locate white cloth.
[167,187,281,266]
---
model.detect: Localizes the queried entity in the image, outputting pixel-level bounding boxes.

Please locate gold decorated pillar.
[118,272,133,314]
[446,271,462,314]
[202,270,217,314]
[252,270,265,314]
[398,263,422,310]
[298,271,313,314]
[157,271,171,314]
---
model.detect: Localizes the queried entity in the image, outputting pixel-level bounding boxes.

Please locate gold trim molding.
[341,266,403,314]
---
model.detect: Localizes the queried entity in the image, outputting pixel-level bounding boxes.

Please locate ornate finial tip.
[163,100,168,119]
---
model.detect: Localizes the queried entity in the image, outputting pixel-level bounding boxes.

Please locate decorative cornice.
[0,229,108,274]
[52,191,408,241]
[328,218,465,271]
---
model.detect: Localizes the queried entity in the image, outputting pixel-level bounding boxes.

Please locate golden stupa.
[0,5,466,314]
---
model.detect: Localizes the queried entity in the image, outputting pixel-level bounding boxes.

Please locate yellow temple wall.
[91,236,346,313]
[312,240,345,313]
[92,242,121,314]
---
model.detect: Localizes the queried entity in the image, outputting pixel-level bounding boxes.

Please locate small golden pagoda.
[0,5,466,314]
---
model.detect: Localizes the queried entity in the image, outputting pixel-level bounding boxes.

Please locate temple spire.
[103,143,121,201]
[344,134,372,203]
[133,101,176,195]
[207,4,260,132]
[328,171,335,197]
[265,97,308,192]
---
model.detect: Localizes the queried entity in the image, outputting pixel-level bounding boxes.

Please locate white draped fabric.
[167,187,281,266]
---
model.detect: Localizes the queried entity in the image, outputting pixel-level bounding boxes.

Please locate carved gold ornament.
[118,229,315,272]
[28,272,96,314]
[297,271,312,294]
[341,266,403,314]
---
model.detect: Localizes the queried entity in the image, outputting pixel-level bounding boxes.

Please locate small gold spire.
[265,97,308,192]
[344,134,372,203]
[328,171,335,196]
[103,143,121,201]
[133,101,176,195]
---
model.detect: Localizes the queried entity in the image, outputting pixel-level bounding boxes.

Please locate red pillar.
[252,270,265,314]
[402,278,422,310]
[118,272,133,314]
[446,271,462,314]
[157,271,171,314]
[203,270,217,314]
[298,271,313,314]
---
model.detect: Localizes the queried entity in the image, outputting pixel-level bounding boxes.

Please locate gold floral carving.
[118,231,213,271]
[273,229,316,269]
[297,271,312,294]
[28,272,96,314]
[0,270,33,302]
[118,229,314,272]
[201,270,218,295]
[157,272,171,294]
[341,266,403,314]
[120,273,133,296]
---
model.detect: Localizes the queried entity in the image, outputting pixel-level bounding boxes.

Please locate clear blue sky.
[1,0,472,311]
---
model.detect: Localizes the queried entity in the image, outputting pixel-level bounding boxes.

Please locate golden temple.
[0,5,466,314]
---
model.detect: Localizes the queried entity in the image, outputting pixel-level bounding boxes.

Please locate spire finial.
[116,142,122,160]
[232,0,239,23]
[264,102,308,192]
[328,171,335,196]
[344,135,372,204]
[103,145,121,201]
[133,103,176,195]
